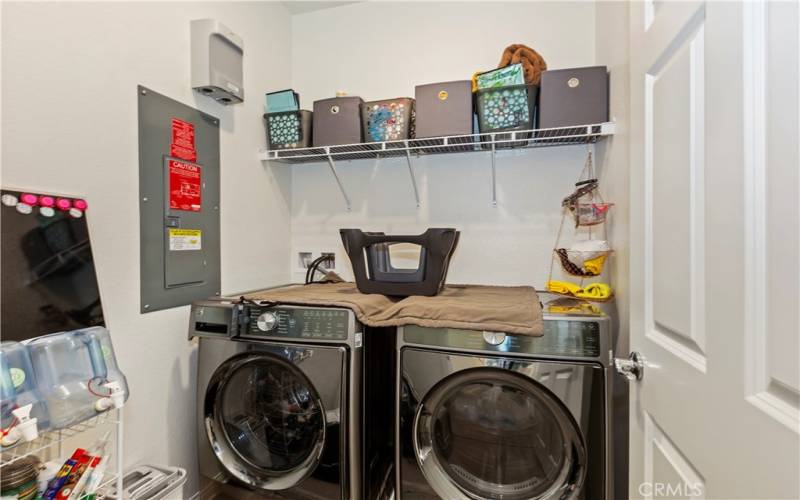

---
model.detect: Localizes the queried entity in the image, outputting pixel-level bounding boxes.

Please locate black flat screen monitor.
[1,189,104,342]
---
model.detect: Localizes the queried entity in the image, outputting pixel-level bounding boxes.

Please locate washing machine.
[395,312,612,500]
[191,296,394,500]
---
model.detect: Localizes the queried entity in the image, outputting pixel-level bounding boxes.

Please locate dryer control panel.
[243,307,350,341]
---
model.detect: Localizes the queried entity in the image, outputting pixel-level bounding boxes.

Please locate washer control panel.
[245,307,350,340]
[402,317,607,359]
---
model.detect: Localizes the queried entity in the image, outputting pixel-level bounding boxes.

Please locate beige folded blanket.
[245,282,543,337]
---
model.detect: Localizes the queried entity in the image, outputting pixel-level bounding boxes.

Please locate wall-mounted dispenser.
[191,19,244,105]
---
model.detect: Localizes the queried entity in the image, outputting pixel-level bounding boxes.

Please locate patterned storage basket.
[361,98,415,142]
[264,110,312,150]
[476,84,538,148]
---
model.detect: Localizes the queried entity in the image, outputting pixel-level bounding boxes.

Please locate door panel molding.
[643,413,705,499]
[743,0,800,433]
[644,10,707,373]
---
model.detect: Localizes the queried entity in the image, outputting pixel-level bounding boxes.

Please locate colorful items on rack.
[40,433,109,500]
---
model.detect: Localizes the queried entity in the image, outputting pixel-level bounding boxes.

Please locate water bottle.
[0,341,50,447]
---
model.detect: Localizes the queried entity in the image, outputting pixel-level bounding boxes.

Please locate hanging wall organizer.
[258,122,615,210]
[546,146,614,302]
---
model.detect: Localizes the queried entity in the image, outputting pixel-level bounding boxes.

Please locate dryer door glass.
[205,352,326,489]
[414,367,586,500]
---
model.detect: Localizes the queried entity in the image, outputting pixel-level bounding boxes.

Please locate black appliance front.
[197,313,395,500]
[397,348,605,500]
[200,341,348,499]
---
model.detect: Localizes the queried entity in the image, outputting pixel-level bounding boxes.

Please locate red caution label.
[168,159,202,212]
[170,118,196,161]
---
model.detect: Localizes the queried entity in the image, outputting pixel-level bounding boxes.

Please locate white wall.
[289,1,597,286]
[1,1,293,494]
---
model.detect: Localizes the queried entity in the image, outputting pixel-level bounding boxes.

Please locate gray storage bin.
[414,80,473,138]
[264,110,312,150]
[361,98,415,142]
[538,66,609,129]
[313,96,364,146]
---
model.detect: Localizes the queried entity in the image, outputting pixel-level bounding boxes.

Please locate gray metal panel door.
[138,85,220,312]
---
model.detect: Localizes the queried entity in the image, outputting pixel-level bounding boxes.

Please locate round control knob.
[482,331,507,346]
[256,312,278,332]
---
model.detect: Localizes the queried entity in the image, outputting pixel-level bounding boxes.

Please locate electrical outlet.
[321,252,335,269]
[298,252,312,269]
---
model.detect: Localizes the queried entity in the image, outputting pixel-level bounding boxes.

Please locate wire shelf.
[0,411,118,467]
[259,122,615,163]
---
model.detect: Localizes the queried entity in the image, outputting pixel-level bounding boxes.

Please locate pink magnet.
[73,199,88,210]
[55,198,72,210]
[39,196,55,207]
[20,193,39,205]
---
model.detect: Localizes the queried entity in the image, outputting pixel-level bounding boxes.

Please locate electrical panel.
[138,86,221,313]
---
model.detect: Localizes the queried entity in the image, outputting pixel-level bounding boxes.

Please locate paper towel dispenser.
[191,19,244,105]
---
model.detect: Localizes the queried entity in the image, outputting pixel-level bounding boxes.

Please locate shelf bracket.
[490,134,497,207]
[325,148,352,211]
[404,141,421,208]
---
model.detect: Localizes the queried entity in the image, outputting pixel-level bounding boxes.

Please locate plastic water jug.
[0,341,50,448]
[28,327,128,429]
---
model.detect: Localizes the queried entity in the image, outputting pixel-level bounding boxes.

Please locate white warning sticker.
[169,228,202,251]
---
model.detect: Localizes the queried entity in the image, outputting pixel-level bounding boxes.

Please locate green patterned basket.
[264,110,312,150]
[476,84,538,148]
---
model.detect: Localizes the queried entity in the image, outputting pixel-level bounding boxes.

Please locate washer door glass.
[414,367,586,500]
[206,352,326,490]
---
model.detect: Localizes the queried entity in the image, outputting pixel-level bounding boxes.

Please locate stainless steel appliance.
[192,295,393,499]
[396,312,612,499]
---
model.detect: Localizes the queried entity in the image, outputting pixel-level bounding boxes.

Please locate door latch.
[615,352,645,381]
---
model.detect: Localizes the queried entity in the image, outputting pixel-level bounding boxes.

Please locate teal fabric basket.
[476,84,538,148]
[264,110,312,150]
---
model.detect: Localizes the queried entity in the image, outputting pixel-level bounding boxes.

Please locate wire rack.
[0,408,124,499]
[257,122,615,209]
[259,123,614,163]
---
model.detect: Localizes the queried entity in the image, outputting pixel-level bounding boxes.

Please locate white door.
[627,1,799,498]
